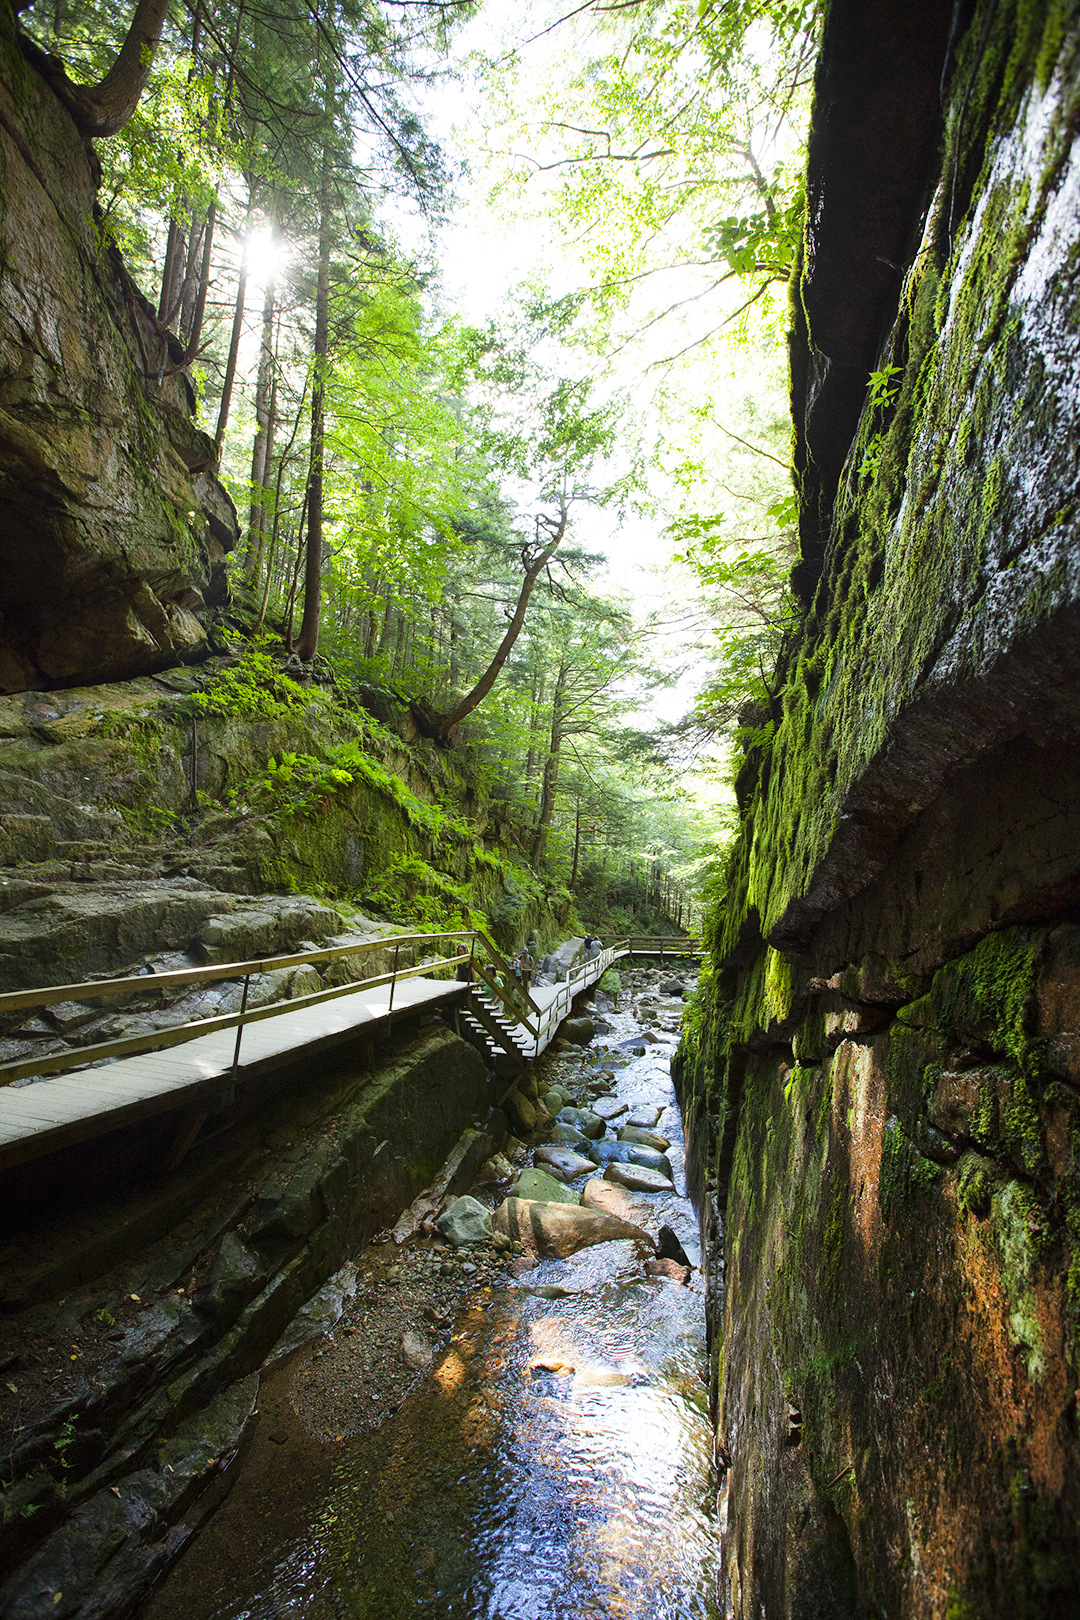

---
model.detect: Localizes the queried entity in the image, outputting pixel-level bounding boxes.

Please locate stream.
[144,963,718,1620]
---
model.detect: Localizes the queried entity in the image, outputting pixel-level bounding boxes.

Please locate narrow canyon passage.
[143,968,716,1619]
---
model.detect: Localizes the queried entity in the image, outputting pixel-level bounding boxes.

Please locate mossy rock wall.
[0,671,565,955]
[0,8,238,695]
[683,4,1080,1613]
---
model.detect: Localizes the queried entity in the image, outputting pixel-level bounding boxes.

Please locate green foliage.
[193,641,320,723]
[256,751,356,819]
[867,363,903,411]
[482,0,822,362]
[363,852,485,931]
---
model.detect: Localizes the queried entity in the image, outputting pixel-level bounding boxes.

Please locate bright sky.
[379,2,800,759]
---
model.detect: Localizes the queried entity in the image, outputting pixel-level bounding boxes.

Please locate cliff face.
[676,2,1080,1614]
[0,5,237,696]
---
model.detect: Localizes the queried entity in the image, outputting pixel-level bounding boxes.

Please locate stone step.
[0,815,53,866]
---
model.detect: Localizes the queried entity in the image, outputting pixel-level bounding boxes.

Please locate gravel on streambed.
[285,1232,522,1442]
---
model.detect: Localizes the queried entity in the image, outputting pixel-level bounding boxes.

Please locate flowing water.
[148,966,717,1619]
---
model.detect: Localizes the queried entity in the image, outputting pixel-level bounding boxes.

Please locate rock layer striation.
[676,4,1080,1615]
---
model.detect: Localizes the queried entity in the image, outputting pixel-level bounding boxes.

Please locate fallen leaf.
[5,1382,16,1393]
[129,1294,140,1303]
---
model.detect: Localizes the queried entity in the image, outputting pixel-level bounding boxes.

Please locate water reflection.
[215,975,717,1620]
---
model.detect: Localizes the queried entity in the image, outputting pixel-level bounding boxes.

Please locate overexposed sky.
[380,1,797,736]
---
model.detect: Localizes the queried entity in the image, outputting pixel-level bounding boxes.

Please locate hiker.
[454,944,474,983]
[518,945,535,996]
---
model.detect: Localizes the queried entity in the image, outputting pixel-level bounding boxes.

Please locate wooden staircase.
[460,987,531,1070]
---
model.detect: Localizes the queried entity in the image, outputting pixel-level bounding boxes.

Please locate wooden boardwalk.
[467,938,700,1063]
[0,931,699,1174]
[0,976,466,1171]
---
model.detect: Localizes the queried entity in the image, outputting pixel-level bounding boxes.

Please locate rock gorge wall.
[675,2,1080,1615]
[0,1023,498,1619]
[0,3,238,696]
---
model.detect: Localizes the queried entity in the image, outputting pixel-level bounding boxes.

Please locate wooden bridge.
[0,932,700,1173]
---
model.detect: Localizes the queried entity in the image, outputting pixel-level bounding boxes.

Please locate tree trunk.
[531,665,567,867]
[177,210,206,344]
[214,181,255,452]
[26,0,171,138]
[284,488,310,650]
[156,4,205,332]
[413,510,567,742]
[185,196,216,358]
[255,376,308,633]
[377,593,395,657]
[294,146,333,664]
[158,214,186,325]
[246,276,277,584]
[525,665,543,783]
[569,798,582,891]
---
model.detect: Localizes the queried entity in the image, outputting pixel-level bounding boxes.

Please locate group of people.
[455,931,604,1000]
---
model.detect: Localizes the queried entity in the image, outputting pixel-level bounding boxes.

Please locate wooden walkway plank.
[0,977,468,1172]
[0,940,699,1172]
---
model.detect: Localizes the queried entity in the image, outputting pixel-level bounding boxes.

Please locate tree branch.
[22,0,170,138]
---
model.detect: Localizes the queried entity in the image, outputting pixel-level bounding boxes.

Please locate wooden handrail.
[472,929,541,1017]
[0,950,467,1088]
[0,929,475,1016]
[471,961,539,1041]
[0,921,703,1092]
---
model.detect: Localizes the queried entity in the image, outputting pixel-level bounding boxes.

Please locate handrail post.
[225,972,251,1108]
[388,942,400,1012]
[230,974,251,1079]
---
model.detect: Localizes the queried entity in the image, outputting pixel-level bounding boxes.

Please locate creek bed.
[144,965,717,1620]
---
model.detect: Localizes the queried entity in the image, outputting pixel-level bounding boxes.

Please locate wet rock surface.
[0,1025,492,1618]
[144,960,714,1620]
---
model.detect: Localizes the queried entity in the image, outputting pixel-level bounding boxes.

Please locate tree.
[21,0,170,137]
[479,0,820,366]
[406,320,638,743]
[411,519,564,742]
[528,600,638,867]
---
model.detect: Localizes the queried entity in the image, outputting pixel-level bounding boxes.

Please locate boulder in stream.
[585,1139,636,1165]
[513,1168,580,1205]
[585,1140,672,1177]
[436,1196,493,1248]
[494,1197,653,1259]
[645,1257,691,1284]
[618,1124,671,1152]
[549,1121,589,1147]
[627,1106,664,1129]
[581,1178,643,1225]
[604,1162,674,1194]
[504,1089,538,1136]
[557,1106,606,1139]
[561,1016,596,1045]
[534,1144,597,1182]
